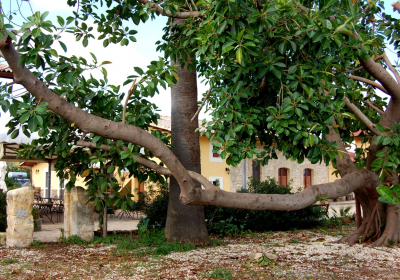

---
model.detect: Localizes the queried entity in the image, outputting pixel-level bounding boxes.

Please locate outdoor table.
[33,202,54,223]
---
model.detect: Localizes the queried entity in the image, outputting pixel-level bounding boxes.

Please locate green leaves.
[377,184,400,204]
[236,47,243,65]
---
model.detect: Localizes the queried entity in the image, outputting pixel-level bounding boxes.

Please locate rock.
[249,252,263,261]
[0,232,6,246]
[64,187,95,241]
[6,186,34,247]
[263,252,278,260]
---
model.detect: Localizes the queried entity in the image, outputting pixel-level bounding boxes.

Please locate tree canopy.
[1,0,400,245]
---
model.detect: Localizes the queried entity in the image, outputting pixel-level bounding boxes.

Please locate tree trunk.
[164,57,210,245]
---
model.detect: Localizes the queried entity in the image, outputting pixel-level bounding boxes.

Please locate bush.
[141,177,327,236]
[138,183,169,229]
[206,177,327,234]
[0,191,6,232]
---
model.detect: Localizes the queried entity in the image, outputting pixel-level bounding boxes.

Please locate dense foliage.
[1,0,399,189]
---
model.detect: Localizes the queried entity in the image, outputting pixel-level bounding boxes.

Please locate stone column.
[6,185,34,247]
[64,187,94,241]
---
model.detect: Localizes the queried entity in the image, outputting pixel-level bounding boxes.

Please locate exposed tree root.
[340,203,400,247]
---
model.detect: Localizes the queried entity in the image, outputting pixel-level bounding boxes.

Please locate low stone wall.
[64,187,94,241]
[6,186,34,247]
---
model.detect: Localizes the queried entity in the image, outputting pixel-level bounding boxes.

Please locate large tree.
[1,0,400,247]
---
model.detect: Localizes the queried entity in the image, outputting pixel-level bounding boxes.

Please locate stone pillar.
[64,187,94,241]
[6,186,34,247]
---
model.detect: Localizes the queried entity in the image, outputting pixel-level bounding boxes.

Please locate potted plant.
[32,208,42,232]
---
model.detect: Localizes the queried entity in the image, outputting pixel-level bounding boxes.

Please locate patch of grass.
[153,242,195,255]
[2,258,18,264]
[29,240,47,248]
[388,239,395,247]
[65,235,88,245]
[203,267,233,279]
[211,238,227,246]
[97,228,196,256]
[288,239,302,244]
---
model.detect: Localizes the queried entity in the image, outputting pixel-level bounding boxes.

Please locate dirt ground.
[0,226,399,280]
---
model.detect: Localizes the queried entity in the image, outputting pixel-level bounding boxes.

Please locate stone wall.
[6,186,34,247]
[64,187,94,241]
[230,149,329,192]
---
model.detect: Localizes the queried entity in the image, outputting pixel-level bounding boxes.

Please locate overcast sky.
[0,0,399,136]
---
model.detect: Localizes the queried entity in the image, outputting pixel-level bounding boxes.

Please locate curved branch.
[76,140,219,191]
[366,100,384,115]
[347,75,388,94]
[342,97,384,136]
[191,87,211,122]
[382,51,400,85]
[186,169,379,210]
[137,0,202,18]
[0,36,197,201]
[122,79,137,124]
[359,58,400,100]
[352,54,384,72]
[76,140,379,211]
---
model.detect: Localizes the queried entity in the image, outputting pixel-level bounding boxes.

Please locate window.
[209,176,223,189]
[278,168,288,186]
[209,142,223,162]
[304,169,312,189]
[252,160,260,180]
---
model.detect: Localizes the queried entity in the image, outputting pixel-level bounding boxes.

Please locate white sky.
[0,0,399,136]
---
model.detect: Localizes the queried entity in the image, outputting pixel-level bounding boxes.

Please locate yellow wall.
[31,162,61,197]
[328,163,339,183]
[199,136,231,192]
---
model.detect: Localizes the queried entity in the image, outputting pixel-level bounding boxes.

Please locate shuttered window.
[304,169,312,188]
[278,168,288,186]
[252,160,260,180]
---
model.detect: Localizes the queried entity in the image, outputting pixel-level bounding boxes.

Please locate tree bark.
[164,57,210,245]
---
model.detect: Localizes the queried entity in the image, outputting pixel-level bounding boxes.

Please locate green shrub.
[0,191,6,232]
[140,177,327,236]
[206,177,327,234]
[138,183,169,229]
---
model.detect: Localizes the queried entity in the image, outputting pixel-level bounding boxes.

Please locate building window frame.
[209,142,223,162]
[303,168,313,189]
[209,176,223,189]
[278,167,289,186]
[252,160,261,180]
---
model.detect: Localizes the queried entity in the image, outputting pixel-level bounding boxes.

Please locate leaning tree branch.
[359,57,400,100]
[352,54,384,72]
[191,87,211,122]
[343,97,384,136]
[122,79,137,124]
[185,169,380,210]
[0,34,198,201]
[76,140,219,191]
[76,141,378,211]
[347,75,388,94]
[137,0,202,18]
[382,51,400,85]
[366,100,384,115]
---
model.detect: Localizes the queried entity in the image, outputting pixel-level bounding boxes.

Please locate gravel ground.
[0,226,399,279]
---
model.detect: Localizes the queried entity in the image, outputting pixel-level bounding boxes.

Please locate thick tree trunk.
[164,58,210,245]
